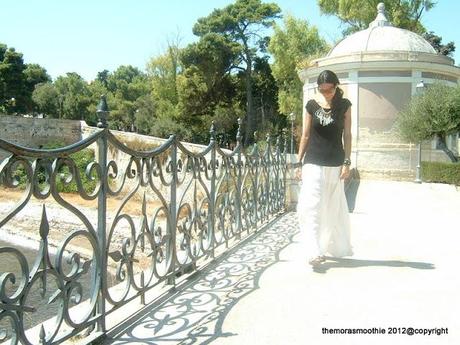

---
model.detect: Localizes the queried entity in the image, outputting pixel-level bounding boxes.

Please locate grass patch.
[421,161,460,185]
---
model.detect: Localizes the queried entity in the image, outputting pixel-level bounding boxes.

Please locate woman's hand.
[340,165,350,180]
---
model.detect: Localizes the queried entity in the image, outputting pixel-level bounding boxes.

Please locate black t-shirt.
[303,97,352,167]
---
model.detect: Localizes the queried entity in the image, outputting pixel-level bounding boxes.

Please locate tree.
[251,56,281,135]
[146,42,183,137]
[87,79,109,126]
[317,0,435,34]
[32,82,58,117]
[96,69,110,88]
[0,43,6,62]
[54,72,91,120]
[181,33,239,91]
[423,31,455,57]
[0,43,50,115]
[23,63,51,113]
[147,44,181,120]
[133,94,156,135]
[395,83,460,162]
[178,33,242,142]
[268,14,329,118]
[90,67,152,131]
[193,0,281,145]
[90,67,153,130]
[0,45,26,114]
[107,65,145,93]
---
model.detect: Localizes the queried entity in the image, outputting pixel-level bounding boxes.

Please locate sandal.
[308,256,325,266]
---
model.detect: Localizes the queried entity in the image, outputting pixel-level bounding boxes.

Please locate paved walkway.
[105,180,460,345]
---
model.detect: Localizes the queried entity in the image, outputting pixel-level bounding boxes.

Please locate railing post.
[289,112,295,154]
[275,135,281,213]
[415,142,422,183]
[235,119,243,238]
[96,95,109,334]
[414,80,426,183]
[209,122,217,254]
[167,136,177,285]
[265,134,271,220]
[283,129,289,211]
[253,131,259,229]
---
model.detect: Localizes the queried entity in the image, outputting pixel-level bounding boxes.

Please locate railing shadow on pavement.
[312,257,435,274]
[103,213,298,345]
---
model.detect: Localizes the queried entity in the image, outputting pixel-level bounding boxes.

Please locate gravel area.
[0,192,140,258]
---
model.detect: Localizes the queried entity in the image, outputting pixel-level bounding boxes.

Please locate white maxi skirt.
[296,163,353,260]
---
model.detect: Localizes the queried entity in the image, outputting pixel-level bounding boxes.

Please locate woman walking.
[296,70,354,266]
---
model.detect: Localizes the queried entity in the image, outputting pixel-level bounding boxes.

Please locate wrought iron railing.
[0,97,288,344]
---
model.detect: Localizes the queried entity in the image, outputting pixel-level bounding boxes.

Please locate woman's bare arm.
[297,110,312,163]
[342,105,352,160]
[340,105,352,179]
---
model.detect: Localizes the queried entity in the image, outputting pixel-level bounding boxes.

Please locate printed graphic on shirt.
[314,107,334,126]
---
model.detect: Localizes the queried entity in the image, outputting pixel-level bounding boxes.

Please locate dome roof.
[327,3,436,57]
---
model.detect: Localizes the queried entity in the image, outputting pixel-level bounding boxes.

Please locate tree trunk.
[244,62,254,147]
[436,134,459,162]
[260,91,265,129]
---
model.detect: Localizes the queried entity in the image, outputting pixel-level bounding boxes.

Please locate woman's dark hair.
[317,69,344,108]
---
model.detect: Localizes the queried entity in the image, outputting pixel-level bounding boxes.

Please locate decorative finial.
[39,325,46,343]
[210,121,216,142]
[236,118,243,143]
[369,2,391,28]
[96,95,109,128]
[282,128,289,153]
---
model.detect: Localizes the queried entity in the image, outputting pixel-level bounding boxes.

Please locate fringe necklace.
[314,107,334,126]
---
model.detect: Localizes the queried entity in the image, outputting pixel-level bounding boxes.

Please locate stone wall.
[0,116,220,202]
[0,116,211,162]
[0,116,84,147]
[0,116,87,161]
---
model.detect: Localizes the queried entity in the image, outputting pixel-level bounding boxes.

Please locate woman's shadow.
[324,169,434,273]
[312,256,435,273]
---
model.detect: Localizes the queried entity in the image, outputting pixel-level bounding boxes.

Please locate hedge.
[421,161,460,186]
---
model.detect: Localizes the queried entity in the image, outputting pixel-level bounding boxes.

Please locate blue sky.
[2,0,458,81]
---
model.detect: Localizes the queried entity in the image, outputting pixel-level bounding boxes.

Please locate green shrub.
[395,83,460,143]
[56,148,97,193]
[421,161,460,185]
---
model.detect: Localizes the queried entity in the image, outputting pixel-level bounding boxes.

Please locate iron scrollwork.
[0,118,287,344]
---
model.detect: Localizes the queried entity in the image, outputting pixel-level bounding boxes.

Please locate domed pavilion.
[299,3,460,177]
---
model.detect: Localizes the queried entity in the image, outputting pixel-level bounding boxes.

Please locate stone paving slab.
[106,180,460,345]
